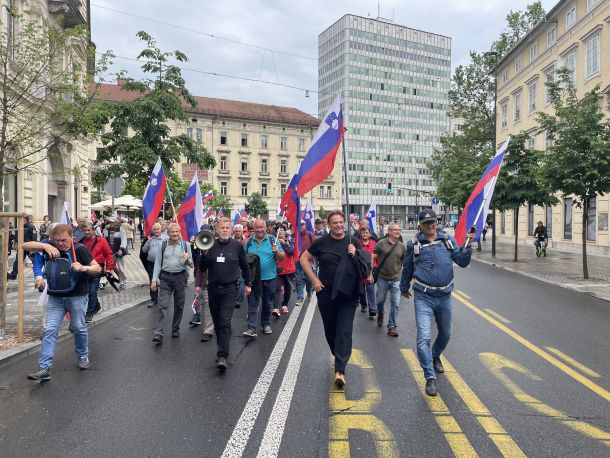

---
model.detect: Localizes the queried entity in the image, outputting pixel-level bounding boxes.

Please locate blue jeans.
[247,279,275,330]
[376,277,401,328]
[86,276,101,315]
[295,262,312,301]
[236,277,245,304]
[359,282,376,312]
[414,291,452,380]
[39,295,88,369]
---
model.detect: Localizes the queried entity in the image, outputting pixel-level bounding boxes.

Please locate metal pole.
[17,215,24,341]
[491,53,498,257]
[341,135,351,237]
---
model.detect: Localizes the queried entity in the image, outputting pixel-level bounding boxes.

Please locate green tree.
[92,31,215,194]
[0,10,110,337]
[318,206,328,219]
[246,193,268,218]
[430,2,546,211]
[536,69,610,278]
[493,133,558,261]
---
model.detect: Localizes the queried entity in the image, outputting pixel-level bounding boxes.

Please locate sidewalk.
[471,241,610,302]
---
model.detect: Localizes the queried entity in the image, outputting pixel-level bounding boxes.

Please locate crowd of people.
[17,208,475,398]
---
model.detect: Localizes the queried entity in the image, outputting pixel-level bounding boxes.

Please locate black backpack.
[45,247,78,294]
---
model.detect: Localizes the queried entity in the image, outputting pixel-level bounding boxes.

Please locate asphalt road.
[0,260,609,457]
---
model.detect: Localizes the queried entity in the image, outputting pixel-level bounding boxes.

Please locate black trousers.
[154,271,187,336]
[316,289,358,373]
[208,283,238,358]
[145,260,158,303]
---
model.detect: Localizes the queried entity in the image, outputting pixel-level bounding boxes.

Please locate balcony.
[49,0,87,27]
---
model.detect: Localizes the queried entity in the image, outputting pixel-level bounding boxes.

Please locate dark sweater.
[196,238,251,287]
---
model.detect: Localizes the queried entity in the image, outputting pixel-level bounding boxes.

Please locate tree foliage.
[92,32,215,193]
[246,193,268,218]
[537,68,610,278]
[200,182,232,212]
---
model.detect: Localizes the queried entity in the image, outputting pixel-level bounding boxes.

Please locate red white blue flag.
[455,141,509,246]
[202,190,214,203]
[142,158,167,236]
[177,172,204,241]
[295,94,344,197]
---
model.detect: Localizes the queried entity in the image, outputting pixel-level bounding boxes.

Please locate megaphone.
[194,229,215,250]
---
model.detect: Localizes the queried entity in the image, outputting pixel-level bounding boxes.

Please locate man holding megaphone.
[196,217,252,371]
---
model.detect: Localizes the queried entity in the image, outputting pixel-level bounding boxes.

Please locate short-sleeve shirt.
[373,238,406,281]
[245,234,284,281]
[47,243,94,297]
[307,234,361,289]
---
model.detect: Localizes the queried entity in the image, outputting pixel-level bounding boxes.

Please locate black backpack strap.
[160,240,168,268]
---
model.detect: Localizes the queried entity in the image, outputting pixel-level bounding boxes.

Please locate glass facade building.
[318,15,451,223]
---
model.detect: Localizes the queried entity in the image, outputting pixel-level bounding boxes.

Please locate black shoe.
[217,357,228,370]
[189,313,201,325]
[360,306,367,313]
[425,378,438,396]
[368,310,377,318]
[172,331,179,338]
[152,334,162,343]
[201,333,212,342]
[234,301,241,309]
[85,314,93,323]
[27,367,51,381]
[433,357,445,374]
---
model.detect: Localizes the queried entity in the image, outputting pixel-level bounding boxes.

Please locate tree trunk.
[582,198,589,279]
[513,207,519,262]
[0,162,5,339]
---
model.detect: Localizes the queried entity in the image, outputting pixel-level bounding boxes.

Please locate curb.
[472,257,610,304]
[0,293,150,370]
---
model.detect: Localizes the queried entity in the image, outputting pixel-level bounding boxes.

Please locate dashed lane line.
[221,299,304,458]
[544,347,601,379]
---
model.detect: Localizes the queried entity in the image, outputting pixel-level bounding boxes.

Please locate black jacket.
[247,254,262,297]
[331,249,371,301]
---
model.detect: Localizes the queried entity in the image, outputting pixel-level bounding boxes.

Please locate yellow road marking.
[456,289,471,299]
[544,347,601,378]
[483,308,512,324]
[401,349,479,457]
[481,352,610,447]
[451,291,610,403]
[442,357,526,457]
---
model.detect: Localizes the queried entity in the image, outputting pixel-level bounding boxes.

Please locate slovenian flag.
[455,141,509,246]
[177,172,204,241]
[295,93,344,197]
[232,206,241,225]
[202,190,214,203]
[142,158,167,236]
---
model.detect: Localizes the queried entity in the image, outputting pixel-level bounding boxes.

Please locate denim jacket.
[400,230,472,294]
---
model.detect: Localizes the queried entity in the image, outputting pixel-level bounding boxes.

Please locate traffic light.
[387,182,393,194]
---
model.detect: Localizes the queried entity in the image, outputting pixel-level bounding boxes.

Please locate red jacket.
[82,236,115,272]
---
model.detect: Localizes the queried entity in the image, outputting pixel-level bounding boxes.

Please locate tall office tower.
[318,15,451,225]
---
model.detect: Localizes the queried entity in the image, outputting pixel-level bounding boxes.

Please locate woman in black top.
[300,211,361,388]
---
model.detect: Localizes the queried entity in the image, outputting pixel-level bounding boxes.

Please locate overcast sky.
[91,0,557,117]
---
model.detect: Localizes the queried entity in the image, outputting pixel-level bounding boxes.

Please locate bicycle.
[534,238,547,257]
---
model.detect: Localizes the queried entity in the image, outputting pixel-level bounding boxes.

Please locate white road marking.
[221,300,304,458]
[256,295,318,457]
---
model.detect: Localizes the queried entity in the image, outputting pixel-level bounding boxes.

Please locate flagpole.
[165,181,178,222]
[340,131,351,237]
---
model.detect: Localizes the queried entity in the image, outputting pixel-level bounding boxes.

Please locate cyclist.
[533,221,548,256]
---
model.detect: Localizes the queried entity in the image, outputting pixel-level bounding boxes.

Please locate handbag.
[372,240,399,283]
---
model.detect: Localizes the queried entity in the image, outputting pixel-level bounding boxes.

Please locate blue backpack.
[44,250,78,294]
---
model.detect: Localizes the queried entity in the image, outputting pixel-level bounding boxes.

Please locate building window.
[280,158,287,174]
[545,131,555,151]
[240,156,249,172]
[319,185,332,199]
[528,81,537,113]
[186,127,193,139]
[564,52,576,82]
[585,34,600,79]
[566,6,576,28]
[261,183,268,197]
[501,211,506,235]
[196,128,203,144]
[220,181,227,195]
[241,133,248,147]
[546,206,553,239]
[527,131,536,149]
[587,0,601,11]
[514,57,522,73]
[220,131,227,145]
[564,198,572,240]
[514,92,521,121]
[241,182,248,196]
[280,136,288,150]
[544,64,556,104]
[546,26,557,46]
[260,158,268,173]
[219,155,228,170]
[501,69,509,84]
[587,196,596,241]
[528,203,535,235]
[279,183,287,196]
[260,135,268,148]
[529,42,538,62]
[500,101,508,129]
[298,138,305,151]
[6,0,16,48]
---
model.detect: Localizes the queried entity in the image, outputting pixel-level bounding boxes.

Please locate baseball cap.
[315,218,323,224]
[418,209,437,224]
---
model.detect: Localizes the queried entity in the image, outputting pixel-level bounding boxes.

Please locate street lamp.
[484,50,499,257]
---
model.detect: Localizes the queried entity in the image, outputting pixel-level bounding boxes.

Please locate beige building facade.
[495,0,610,254]
[2,0,93,224]
[93,82,343,219]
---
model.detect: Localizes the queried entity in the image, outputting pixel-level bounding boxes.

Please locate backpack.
[44,248,78,294]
